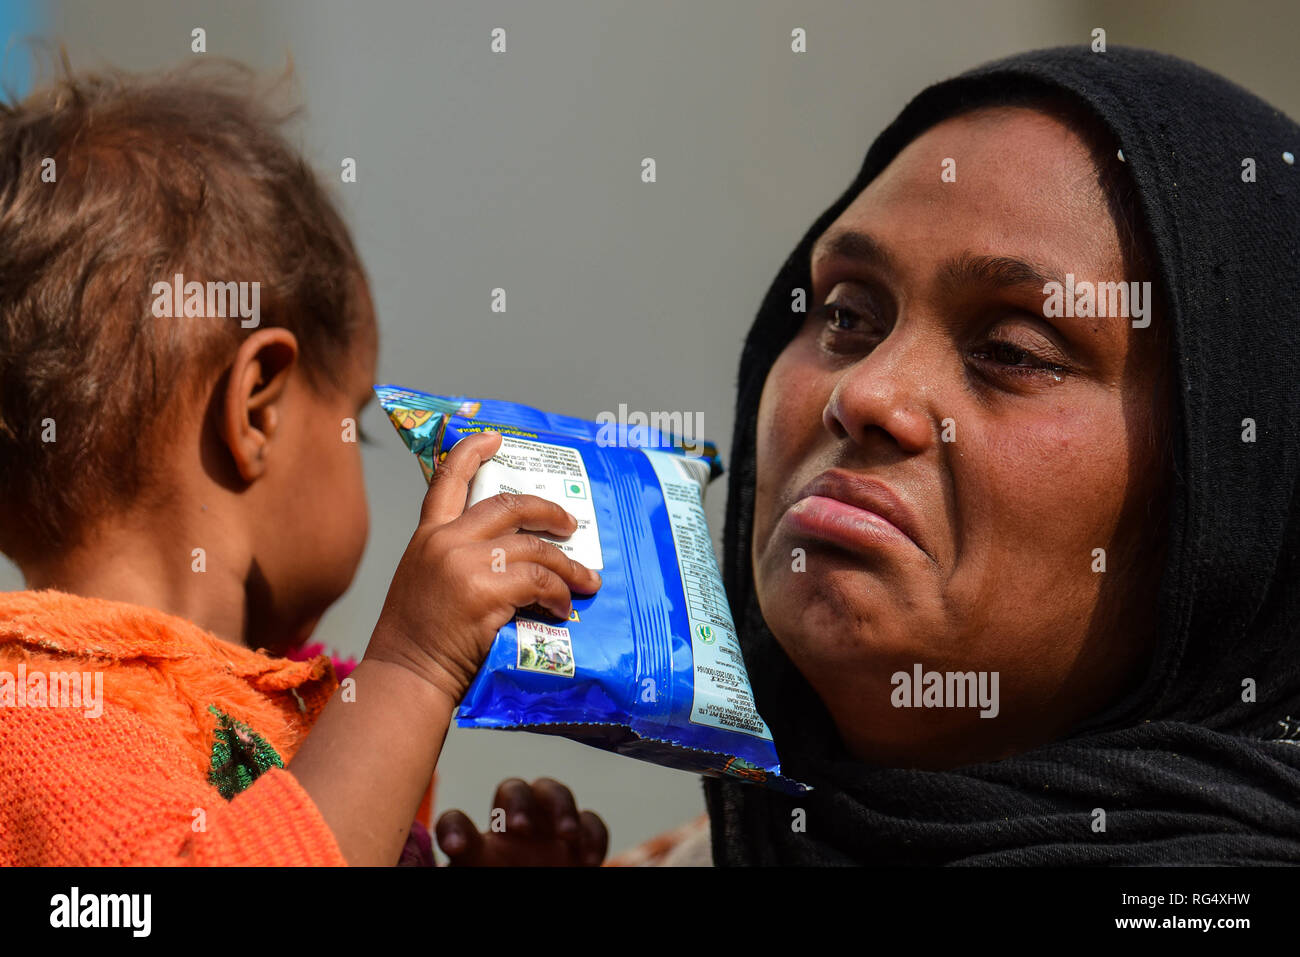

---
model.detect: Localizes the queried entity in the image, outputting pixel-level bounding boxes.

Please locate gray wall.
[5,0,1297,855]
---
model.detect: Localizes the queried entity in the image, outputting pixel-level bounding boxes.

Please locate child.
[0,59,606,866]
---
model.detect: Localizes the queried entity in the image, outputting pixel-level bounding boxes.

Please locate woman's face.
[752,106,1170,769]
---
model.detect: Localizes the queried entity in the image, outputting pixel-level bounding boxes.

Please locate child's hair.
[0,55,369,564]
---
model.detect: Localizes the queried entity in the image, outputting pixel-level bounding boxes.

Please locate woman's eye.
[811,299,881,352]
[987,340,1031,365]
[972,336,1068,380]
[826,305,858,330]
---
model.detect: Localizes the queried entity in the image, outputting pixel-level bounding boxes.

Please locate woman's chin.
[757,568,921,661]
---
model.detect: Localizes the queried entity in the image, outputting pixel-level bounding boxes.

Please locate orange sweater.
[0,589,372,865]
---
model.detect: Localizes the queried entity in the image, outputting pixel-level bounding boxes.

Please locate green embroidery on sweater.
[207,705,284,800]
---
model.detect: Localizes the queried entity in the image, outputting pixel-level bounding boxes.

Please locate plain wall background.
[3,0,1297,856]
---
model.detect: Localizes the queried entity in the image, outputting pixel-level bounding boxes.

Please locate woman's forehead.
[860,108,1104,211]
[815,110,1124,284]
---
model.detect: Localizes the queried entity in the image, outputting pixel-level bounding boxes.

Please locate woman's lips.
[779,470,927,558]
[783,494,915,555]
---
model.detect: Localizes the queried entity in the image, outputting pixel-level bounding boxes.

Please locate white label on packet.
[466,434,604,570]
[641,448,774,741]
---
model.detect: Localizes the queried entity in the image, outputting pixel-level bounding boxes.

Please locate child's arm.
[287,431,602,865]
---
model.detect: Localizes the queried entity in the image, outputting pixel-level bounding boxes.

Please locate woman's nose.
[822,331,936,455]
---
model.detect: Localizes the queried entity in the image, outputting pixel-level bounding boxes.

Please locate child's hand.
[368,431,602,705]
[435,777,608,866]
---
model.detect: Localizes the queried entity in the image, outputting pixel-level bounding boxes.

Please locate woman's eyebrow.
[811,230,1064,298]
[936,251,1065,297]
[811,229,896,274]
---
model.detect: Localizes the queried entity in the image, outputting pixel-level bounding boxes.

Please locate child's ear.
[220,328,300,482]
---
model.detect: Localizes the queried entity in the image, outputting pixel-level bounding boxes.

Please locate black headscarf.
[704,45,1300,865]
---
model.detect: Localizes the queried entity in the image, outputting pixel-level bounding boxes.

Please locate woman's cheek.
[977,402,1129,551]
[752,355,846,658]
[753,349,829,551]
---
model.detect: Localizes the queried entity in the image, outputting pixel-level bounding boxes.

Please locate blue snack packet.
[375,384,808,794]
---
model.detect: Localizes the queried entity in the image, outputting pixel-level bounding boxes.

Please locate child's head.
[0,59,377,649]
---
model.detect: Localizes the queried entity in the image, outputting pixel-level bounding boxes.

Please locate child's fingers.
[502,563,577,621]
[493,777,539,836]
[460,492,580,540]
[420,432,503,527]
[434,809,485,863]
[494,534,602,596]
[530,777,581,839]
[577,810,609,866]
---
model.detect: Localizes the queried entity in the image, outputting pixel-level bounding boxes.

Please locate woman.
[703,45,1300,865]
